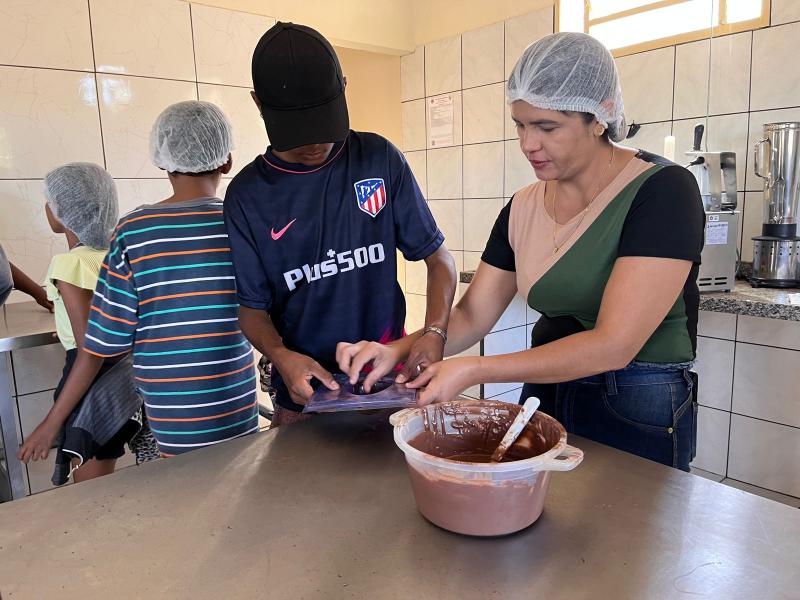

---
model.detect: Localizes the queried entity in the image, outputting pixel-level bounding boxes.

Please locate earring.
[595,126,604,136]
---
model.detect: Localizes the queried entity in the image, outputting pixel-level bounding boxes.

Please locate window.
[557,0,770,56]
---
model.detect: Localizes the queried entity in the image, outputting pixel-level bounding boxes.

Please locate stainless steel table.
[1,411,798,599]
[0,302,58,500]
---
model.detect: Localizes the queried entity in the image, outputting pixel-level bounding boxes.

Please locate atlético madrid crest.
[354,178,387,218]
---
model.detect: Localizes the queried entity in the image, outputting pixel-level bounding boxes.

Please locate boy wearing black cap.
[224,22,456,423]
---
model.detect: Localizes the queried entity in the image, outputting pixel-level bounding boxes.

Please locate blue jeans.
[519,362,698,471]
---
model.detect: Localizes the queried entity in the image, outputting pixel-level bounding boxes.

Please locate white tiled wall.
[692,310,800,502]
[613,7,800,263]
[399,8,555,340]
[0,0,276,300]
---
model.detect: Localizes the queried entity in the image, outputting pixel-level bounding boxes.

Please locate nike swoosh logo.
[270,219,297,241]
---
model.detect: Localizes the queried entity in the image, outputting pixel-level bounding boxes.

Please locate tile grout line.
[188,3,200,100]
[86,0,108,171]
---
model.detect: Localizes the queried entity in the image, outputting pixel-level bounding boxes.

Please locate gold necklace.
[551,145,616,254]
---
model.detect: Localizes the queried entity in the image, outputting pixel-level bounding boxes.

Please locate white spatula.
[490,396,540,462]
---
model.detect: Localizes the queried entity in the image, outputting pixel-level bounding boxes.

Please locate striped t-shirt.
[82,197,258,456]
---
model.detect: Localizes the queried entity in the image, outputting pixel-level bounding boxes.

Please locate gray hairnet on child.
[150,100,234,174]
[44,163,119,250]
[507,32,627,142]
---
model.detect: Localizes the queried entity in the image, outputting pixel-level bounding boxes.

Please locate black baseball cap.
[252,22,349,151]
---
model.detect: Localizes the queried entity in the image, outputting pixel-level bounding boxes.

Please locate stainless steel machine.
[686,124,739,293]
[751,122,800,288]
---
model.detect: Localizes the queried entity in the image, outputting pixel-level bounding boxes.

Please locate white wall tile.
[740,191,762,262]
[425,35,461,96]
[464,198,503,252]
[17,390,53,440]
[622,121,671,158]
[26,452,57,494]
[12,343,65,396]
[462,22,504,89]
[98,74,197,178]
[694,337,734,411]
[426,91,463,148]
[487,388,523,404]
[462,83,505,144]
[527,305,540,325]
[504,139,536,197]
[114,179,175,217]
[198,84,266,177]
[674,33,751,120]
[732,343,800,428]
[0,180,69,288]
[404,151,427,198]
[91,0,195,81]
[616,47,674,124]
[751,22,800,111]
[674,40,710,120]
[0,0,93,71]
[746,108,800,191]
[491,293,527,333]
[772,0,800,25]
[428,199,463,250]
[690,405,730,476]
[504,8,554,78]
[728,414,800,498]
[0,67,104,179]
[192,4,274,87]
[697,311,737,340]
[708,32,752,116]
[463,143,504,198]
[401,99,427,152]
[401,46,425,101]
[463,251,482,271]
[505,101,518,141]
[736,315,800,351]
[404,258,427,295]
[405,293,426,332]
[484,325,527,397]
[427,146,462,199]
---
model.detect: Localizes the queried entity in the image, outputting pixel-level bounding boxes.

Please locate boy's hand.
[336,341,404,392]
[18,419,60,463]
[272,349,338,406]
[395,332,445,384]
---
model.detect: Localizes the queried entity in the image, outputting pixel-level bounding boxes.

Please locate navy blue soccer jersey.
[223,131,444,410]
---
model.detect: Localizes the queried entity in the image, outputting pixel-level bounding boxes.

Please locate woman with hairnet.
[338,33,705,471]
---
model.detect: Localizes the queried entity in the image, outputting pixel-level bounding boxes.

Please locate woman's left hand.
[405,356,480,405]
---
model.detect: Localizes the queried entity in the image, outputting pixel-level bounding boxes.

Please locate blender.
[751,122,800,288]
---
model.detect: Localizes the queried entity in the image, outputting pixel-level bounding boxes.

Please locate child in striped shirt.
[18,101,258,462]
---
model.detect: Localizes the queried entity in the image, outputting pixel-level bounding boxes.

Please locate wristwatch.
[422,325,447,343]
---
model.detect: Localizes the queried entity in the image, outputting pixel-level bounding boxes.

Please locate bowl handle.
[389,408,416,427]
[539,444,584,471]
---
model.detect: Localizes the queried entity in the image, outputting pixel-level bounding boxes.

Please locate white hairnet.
[44,163,119,250]
[507,32,627,142]
[150,100,234,174]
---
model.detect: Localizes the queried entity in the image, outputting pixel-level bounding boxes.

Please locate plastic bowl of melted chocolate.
[391,400,583,536]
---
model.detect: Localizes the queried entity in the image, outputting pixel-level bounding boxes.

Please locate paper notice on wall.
[428,95,454,147]
[705,221,729,245]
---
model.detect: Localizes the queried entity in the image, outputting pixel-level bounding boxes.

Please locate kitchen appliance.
[751,122,800,288]
[685,124,740,292]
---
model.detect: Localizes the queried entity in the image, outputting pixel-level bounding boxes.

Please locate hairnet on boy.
[150,100,234,174]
